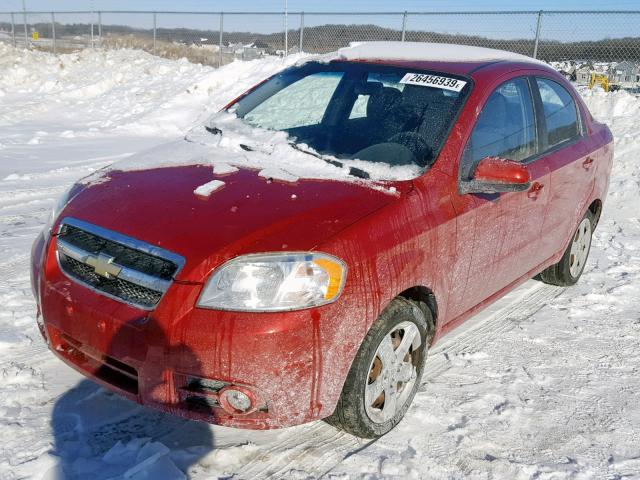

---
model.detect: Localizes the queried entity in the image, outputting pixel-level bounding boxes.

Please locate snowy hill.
[0,44,639,479]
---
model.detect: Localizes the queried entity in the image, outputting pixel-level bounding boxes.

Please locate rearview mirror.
[460,156,531,194]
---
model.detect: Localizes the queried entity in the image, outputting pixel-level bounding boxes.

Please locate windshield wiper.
[203,127,369,179]
[205,125,222,135]
[205,125,253,151]
[289,143,370,179]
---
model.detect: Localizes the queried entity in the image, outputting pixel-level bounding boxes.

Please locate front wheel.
[538,210,595,286]
[325,297,430,438]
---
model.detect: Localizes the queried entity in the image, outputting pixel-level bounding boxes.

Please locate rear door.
[531,77,594,260]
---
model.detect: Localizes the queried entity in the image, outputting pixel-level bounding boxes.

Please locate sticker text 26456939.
[399,73,467,92]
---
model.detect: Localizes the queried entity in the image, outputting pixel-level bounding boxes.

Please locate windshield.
[232,62,471,173]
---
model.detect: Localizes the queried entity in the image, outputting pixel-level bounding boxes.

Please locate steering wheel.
[387,132,433,167]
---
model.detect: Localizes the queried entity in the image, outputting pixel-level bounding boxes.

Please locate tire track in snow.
[423,282,566,382]
[234,281,566,479]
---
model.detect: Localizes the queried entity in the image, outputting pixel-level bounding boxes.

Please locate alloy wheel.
[569,217,592,278]
[364,320,421,423]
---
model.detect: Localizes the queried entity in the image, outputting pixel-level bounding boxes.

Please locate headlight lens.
[197,253,347,311]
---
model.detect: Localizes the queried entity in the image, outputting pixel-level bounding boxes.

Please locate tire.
[325,297,430,438]
[538,209,595,286]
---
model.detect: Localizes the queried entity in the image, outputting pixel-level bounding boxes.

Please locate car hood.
[60,162,405,282]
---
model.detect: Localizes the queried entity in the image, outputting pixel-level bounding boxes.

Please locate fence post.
[153,12,157,54]
[284,9,288,56]
[299,12,304,52]
[51,12,56,54]
[533,10,543,59]
[90,12,94,48]
[98,11,102,46]
[218,13,223,68]
[401,11,407,42]
[11,12,16,47]
[23,10,28,48]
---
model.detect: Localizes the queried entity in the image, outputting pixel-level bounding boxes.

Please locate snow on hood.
[299,41,548,67]
[91,112,419,194]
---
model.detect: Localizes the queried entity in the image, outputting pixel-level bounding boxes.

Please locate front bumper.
[32,231,360,429]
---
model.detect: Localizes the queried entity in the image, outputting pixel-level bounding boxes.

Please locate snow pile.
[0,42,302,139]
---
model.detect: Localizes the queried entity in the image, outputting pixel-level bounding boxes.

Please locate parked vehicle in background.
[31,42,613,438]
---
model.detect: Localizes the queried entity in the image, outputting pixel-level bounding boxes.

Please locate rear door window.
[535,78,580,149]
[461,78,537,180]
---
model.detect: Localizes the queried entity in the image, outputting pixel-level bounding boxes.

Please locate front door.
[448,76,550,319]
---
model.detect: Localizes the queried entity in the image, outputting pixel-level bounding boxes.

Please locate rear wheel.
[325,297,430,438]
[538,210,595,286]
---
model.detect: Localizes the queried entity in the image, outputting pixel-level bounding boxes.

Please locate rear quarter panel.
[588,118,614,222]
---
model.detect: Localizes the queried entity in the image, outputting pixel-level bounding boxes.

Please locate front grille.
[60,254,163,307]
[60,224,177,280]
[56,218,184,310]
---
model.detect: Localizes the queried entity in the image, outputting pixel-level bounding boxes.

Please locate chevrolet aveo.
[31,42,613,438]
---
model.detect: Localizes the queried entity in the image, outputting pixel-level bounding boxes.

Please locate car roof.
[310,41,552,76]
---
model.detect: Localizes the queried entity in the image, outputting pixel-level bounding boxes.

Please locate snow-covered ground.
[1,44,639,479]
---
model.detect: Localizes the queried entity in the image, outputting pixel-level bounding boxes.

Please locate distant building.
[610,61,639,86]
[575,66,592,85]
[221,41,269,60]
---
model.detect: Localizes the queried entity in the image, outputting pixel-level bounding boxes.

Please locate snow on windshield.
[109,111,420,191]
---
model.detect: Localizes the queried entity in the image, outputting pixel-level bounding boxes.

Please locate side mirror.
[460,156,531,194]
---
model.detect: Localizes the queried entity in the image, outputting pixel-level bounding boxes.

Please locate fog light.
[219,386,254,414]
[226,390,251,411]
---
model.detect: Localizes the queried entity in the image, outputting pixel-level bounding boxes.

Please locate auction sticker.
[400,73,467,92]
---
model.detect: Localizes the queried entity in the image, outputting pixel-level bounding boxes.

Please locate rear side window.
[536,78,580,149]
[461,78,537,179]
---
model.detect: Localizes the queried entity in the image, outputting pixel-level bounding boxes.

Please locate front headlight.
[197,252,347,312]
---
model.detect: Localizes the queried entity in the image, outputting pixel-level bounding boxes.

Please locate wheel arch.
[397,285,438,344]
[588,198,603,229]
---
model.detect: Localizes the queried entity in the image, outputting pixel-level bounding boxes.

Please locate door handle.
[582,157,595,170]
[527,182,544,199]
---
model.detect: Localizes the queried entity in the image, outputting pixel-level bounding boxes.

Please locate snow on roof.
[303,41,547,67]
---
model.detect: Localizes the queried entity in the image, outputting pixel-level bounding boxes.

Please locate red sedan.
[31,42,613,438]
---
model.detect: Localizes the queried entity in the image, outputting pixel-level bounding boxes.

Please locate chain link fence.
[1,10,639,79]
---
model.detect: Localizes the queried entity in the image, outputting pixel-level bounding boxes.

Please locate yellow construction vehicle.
[589,73,610,92]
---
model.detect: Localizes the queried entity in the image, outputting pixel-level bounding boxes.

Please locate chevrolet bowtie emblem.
[85,252,122,279]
